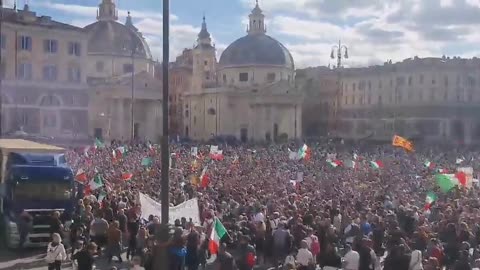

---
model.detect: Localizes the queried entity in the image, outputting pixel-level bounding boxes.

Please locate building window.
[239,72,248,82]
[193,116,197,124]
[204,60,208,66]
[353,83,356,91]
[419,74,424,84]
[444,76,448,87]
[18,62,32,80]
[44,39,58,53]
[352,95,355,105]
[267,73,276,82]
[456,75,461,86]
[368,81,371,90]
[378,95,382,104]
[42,65,58,81]
[68,66,81,82]
[345,96,348,105]
[359,96,364,105]
[123,64,133,73]
[468,89,473,101]
[68,42,81,56]
[408,76,412,86]
[96,61,104,72]
[444,90,448,101]
[185,110,189,117]
[388,92,393,104]
[432,77,436,84]
[0,34,6,49]
[430,89,435,101]
[205,71,210,80]
[419,90,423,101]
[222,74,227,84]
[19,36,32,51]
[378,81,382,89]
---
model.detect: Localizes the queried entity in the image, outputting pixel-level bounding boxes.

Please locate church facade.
[85,0,162,142]
[183,3,302,142]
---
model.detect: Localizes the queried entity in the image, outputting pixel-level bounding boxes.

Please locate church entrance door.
[240,128,248,143]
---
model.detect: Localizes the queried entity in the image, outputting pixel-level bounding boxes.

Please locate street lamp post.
[152,0,171,269]
[130,41,136,141]
[330,40,348,136]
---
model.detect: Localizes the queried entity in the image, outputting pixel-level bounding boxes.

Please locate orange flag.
[392,135,414,152]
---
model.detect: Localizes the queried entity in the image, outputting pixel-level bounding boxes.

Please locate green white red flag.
[435,172,467,193]
[424,192,437,210]
[370,160,384,169]
[327,160,342,168]
[208,218,227,254]
[75,169,87,183]
[424,160,434,169]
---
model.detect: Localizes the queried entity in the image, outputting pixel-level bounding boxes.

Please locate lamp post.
[161,0,170,226]
[130,39,137,141]
[152,0,171,269]
[330,40,348,136]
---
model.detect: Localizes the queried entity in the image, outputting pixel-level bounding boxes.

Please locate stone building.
[338,56,480,144]
[183,3,302,142]
[89,71,162,141]
[0,5,89,141]
[296,67,338,137]
[156,49,194,137]
[85,0,162,141]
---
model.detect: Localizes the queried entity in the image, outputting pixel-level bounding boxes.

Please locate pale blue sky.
[8,0,480,68]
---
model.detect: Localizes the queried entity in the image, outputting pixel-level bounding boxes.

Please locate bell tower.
[97,0,118,21]
[192,16,217,91]
[247,0,266,35]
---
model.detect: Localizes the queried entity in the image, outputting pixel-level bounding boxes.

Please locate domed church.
[84,0,155,80]
[86,0,163,142]
[184,1,302,142]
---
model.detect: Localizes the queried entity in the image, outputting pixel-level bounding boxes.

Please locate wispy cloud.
[32,1,178,21]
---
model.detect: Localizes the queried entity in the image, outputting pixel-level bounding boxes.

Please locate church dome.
[83,1,152,59]
[219,34,294,69]
[218,1,294,70]
[84,20,152,59]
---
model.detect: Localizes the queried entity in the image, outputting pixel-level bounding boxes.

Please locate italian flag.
[116,146,128,158]
[424,160,434,169]
[208,218,227,254]
[327,160,342,168]
[437,168,448,173]
[424,192,437,210]
[200,166,210,188]
[370,160,384,169]
[75,169,87,183]
[298,144,311,161]
[435,172,467,193]
[89,174,104,191]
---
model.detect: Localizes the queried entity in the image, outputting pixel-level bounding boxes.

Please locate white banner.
[210,145,218,154]
[139,193,201,225]
[191,147,198,157]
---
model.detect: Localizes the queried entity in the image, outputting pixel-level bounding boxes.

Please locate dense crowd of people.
[39,139,480,269]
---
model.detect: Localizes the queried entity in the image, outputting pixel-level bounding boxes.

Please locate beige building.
[183,3,302,142]
[0,5,89,143]
[89,71,162,141]
[337,56,480,144]
[85,0,162,141]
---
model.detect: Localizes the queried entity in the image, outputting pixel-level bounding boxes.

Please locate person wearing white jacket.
[46,233,67,270]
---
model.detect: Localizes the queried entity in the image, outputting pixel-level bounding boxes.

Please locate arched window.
[207,108,216,115]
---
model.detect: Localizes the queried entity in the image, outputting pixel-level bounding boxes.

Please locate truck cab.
[0,139,75,248]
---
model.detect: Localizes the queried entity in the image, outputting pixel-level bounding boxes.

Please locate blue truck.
[0,139,76,248]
